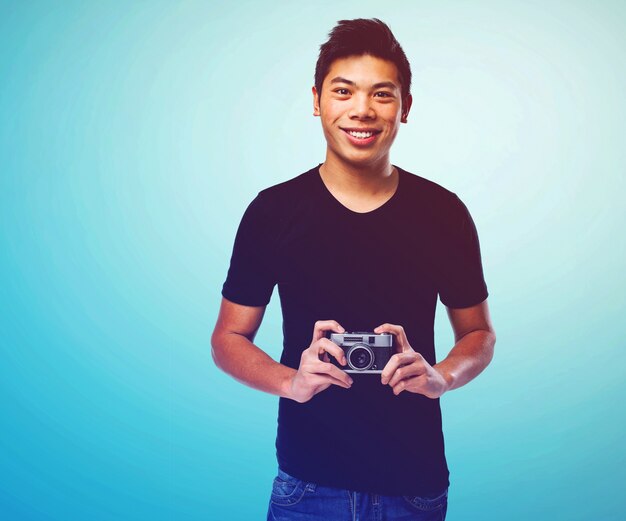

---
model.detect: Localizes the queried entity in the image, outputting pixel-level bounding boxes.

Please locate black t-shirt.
[222,164,489,496]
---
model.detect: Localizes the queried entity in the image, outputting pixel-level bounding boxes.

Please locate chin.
[343,152,384,167]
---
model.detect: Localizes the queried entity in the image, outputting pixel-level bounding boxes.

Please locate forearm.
[434,329,496,393]
[211,332,296,399]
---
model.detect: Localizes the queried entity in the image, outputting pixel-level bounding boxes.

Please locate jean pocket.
[270,469,308,507]
[402,487,448,511]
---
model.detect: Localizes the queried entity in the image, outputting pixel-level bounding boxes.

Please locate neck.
[319,152,396,196]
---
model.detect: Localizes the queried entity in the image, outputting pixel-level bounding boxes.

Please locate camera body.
[328,332,394,374]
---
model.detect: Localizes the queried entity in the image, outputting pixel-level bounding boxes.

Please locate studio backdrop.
[1,1,624,520]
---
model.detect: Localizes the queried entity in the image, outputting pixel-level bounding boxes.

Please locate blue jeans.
[267,468,448,520]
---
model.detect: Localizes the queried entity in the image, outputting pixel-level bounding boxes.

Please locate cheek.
[323,103,343,120]
[384,113,402,133]
[321,119,341,144]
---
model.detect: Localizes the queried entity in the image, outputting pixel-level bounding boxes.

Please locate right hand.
[288,320,354,403]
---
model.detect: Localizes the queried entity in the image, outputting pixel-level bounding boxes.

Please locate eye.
[334,88,350,96]
[374,91,392,98]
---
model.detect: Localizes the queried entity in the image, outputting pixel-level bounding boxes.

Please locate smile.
[341,128,381,145]
[348,130,375,139]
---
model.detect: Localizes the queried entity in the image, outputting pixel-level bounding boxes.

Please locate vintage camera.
[328,332,394,373]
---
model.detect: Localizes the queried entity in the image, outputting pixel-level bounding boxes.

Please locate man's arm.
[434,299,496,392]
[211,297,296,398]
[211,298,353,402]
[377,299,495,398]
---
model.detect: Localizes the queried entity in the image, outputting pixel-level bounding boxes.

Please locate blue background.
[1,1,625,519]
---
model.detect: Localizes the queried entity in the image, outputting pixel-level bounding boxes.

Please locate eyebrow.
[329,77,399,91]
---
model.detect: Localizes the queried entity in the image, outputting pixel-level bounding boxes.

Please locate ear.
[312,86,321,116]
[401,94,413,123]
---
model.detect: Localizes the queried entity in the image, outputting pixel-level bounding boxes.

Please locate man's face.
[313,54,411,168]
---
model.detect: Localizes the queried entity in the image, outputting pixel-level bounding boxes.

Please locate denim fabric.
[267,468,448,521]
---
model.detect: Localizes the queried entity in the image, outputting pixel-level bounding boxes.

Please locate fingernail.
[342,357,347,365]
[348,379,354,385]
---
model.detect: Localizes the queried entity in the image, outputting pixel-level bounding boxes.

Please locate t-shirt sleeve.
[437,195,489,308]
[221,193,277,307]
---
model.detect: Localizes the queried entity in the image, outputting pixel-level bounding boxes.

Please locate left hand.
[375,323,449,399]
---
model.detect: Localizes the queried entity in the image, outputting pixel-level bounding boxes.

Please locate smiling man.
[212,18,496,520]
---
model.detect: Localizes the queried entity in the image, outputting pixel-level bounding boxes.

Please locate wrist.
[433,364,454,395]
[280,368,298,400]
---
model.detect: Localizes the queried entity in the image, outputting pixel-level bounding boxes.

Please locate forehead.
[323,54,400,88]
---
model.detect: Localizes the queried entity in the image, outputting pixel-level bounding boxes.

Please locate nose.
[348,93,375,120]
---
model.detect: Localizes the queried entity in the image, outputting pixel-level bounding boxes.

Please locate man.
[211,18,496,520]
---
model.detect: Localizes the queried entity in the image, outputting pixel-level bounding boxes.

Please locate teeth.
[348,131,374,139]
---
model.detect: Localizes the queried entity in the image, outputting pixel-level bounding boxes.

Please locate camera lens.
[347,344,374,371]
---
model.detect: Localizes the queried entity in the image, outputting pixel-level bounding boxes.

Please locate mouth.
[340,128,382,146]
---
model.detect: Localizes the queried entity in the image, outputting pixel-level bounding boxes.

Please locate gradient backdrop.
[1,1,625,520]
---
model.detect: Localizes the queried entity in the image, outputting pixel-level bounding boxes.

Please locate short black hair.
[314,18,412,110]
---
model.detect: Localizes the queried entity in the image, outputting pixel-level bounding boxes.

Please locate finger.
[315,337,348,366]
[392,374,425,396]
[304,367,352,390]
[312,320,345,343]
[380,352,420,385]
[373,323,408,351]
[391,377,408,395]
[387,361,425,388]
[311,373,352,390]
[313,360,354,387]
